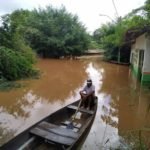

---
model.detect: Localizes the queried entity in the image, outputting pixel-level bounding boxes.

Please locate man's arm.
[80,90,86,96]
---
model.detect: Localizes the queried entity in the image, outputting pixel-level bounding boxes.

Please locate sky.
[0,0,146,33]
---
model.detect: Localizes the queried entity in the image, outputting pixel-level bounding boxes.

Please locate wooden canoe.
[1,97,98,150]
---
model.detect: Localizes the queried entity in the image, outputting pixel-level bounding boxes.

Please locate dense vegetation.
[93,0,150,63]
[1,0,150,81]
[0,6,90,81]
[0,47,37,80]
[0,10,37,81]
[24,6,90,58]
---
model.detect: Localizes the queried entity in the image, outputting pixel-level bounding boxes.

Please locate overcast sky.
[0,0,146,33]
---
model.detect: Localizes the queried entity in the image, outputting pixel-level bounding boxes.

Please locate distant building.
[127,27,150,85]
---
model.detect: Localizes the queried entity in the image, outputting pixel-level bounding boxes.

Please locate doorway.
[138,49,144,80]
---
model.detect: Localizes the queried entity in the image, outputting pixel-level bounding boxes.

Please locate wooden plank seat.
[61,121,82,132]
[60,124,79,132]
[67,105,94,115]
[30,121,78,146]
[61,121,82,129]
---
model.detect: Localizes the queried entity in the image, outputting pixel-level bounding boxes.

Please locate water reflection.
[0,91,62,145]
[82,60,150,149]
[82,61,121,150]
[0,58,150,148]
[0,59,89,145]
[101,94,118,128]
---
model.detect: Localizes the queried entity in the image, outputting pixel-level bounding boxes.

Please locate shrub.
[0,46,36,80]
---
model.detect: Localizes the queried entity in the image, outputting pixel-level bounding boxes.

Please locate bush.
[0,46,36,80]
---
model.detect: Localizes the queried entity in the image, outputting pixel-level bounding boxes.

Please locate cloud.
[0,0,146,33]
[0,0,22,14]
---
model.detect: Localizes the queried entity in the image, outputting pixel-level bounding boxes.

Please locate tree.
[0,6,91,80]
[93,3,148,63]
[0,47,36,80]
[0,10,36,81]
[144,0,150,19]
[24,6,90,58]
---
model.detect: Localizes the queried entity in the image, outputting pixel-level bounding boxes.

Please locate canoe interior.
[1,97,97,150]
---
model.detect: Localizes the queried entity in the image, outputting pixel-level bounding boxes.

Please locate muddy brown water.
[0,57,150,149]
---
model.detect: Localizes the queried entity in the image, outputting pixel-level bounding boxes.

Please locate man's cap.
[87,79,92,83]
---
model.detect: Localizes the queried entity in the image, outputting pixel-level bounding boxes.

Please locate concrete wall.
[141,34,150,84]
[143,34,150,72]
[130,34,144,78]
[130,34,146,77]
[130,33,150,85]
[134,34,146,50]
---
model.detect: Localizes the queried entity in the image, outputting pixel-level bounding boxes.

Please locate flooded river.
[0,57,150,149]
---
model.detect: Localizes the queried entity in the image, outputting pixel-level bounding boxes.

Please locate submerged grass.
[100,129,150,150]
[0,70,40,91]
[0,81,23,91]
[117,129,150,150]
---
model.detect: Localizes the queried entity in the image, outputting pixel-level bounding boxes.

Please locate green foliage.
[0,81,23,91]
[87,35,101,49]
[0,11,37,81]
[24,6,90,58]
[0,47,36,80]
[93,1,149,62]
[88,40,100,49]
[0,15,12,48]
[0,10,31,50]
[144,0,150,20]
[0,6,90,80]
[119,130,149,150]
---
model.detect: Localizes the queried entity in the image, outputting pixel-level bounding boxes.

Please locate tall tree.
[24,6,90,58]
[93,2,148,62]
[0,10,36,80]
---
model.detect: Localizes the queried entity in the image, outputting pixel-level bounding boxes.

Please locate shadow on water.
[0,57,150,149]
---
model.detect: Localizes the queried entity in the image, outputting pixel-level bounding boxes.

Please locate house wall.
[141,34,150,85]
[130,34,146,78]
[130,33,150,85]
[135,34,146,50]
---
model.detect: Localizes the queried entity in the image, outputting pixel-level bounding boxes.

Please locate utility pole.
[112,0,121,63]
[112,0,119,18]
[99,0,121,64]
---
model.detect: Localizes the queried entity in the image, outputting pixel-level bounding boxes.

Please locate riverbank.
[0,81,23,91]
[77,54,104,59]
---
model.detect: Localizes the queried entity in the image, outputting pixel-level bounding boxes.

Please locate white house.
[130,32,150,85]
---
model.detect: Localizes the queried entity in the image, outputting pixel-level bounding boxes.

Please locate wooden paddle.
[67,99,83,129]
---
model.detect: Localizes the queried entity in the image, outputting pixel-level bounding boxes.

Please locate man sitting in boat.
[80,79,95,110]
